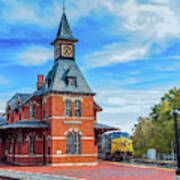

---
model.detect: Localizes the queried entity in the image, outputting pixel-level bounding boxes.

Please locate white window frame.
[29,104,36,119]
[65,100,72,117]
[29,135,36,154]
[75,100,81,117]
[66,132,81,154]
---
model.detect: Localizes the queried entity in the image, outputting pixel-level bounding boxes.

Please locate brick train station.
[0,9,118,166]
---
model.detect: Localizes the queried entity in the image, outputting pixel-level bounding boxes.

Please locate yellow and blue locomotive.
[98,130,133,161]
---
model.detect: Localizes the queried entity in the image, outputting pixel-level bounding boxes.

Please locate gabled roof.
[55,12,77,42]
[94,102,103,112]
[7,93,32,112]
[34,60,95,96]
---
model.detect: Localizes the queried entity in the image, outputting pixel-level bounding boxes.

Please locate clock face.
[61,44,73,58]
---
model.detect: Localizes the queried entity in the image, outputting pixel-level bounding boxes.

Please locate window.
[65,100,72,117]
[29,104,32,118]
[43,102,46,119]
[75,100,81,117]
[18,137,21,154]
[29,135,36,154]
[66,77,77,87]
[7,113,9,121]
[29,104,36,118]
[32,104,36,118]
[11,113,14,123]
[22,131,26,145]
[48,78,51,88]
[19,112,21,120]
[66,132,81,154]
[55,43,60,60]
[48,139,51,154]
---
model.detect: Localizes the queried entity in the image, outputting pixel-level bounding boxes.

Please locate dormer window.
[11,113,14,123]
[48,78,51,88]
[66,77,77,87]
[16,97,20,106]
[7,104,11,112]
[29,104,36,119]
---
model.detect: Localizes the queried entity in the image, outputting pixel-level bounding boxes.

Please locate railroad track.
[129,160,175,169]
[103,159,177,169]
[0,176,19,180]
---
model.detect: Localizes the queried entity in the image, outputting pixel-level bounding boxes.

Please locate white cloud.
[83,43,150,69]
[1,0,60,28]
[149,0,170,4]
[156,62,180,71]
[103,0,180,41]
[81,0,179,69]
[95,88,168,133]
[0,99,6,112]
[171,56,180,60]
[16,46,52,66]
[129,71,141,75]
[1,0,179,42]
[1,0,101,28]
[97,89,164,114]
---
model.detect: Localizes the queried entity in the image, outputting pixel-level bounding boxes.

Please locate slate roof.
[55,12,77,41]
[0,121,49,129]
[34,60,95,96]
[94,122,117,130]
[7,93,32,112]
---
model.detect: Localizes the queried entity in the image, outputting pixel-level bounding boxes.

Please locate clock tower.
[51,10,78,61]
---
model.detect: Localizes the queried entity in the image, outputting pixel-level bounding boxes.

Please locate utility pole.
[171,141,174,161]
[172,109,180,175]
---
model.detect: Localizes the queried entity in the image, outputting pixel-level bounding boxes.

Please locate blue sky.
[0,0,180,133]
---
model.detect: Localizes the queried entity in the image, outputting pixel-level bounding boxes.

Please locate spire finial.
[63,0,65,13]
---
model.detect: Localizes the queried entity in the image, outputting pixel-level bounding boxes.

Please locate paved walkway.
[0,161,175,180]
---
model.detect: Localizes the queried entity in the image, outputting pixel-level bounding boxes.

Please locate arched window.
[29,135,36,154]
[66,132,81,154]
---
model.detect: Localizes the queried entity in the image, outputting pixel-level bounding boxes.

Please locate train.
[97,130,133,161]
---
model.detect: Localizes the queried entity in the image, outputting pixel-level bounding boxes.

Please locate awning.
[0,120,49,129]
[94,122,117,130]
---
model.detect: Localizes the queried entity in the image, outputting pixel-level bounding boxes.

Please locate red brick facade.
[0,93,99,166]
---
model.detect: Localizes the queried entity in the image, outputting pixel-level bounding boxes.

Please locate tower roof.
[33,60,95,96]
[55,12,77,42]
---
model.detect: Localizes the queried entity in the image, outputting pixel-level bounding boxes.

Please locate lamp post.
[172,109,180,175]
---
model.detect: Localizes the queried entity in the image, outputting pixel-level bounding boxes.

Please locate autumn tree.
[133,87,180,156]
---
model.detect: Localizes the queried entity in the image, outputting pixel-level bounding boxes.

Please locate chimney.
[37,74,45,90]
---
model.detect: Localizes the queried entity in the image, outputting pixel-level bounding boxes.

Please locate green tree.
[133,87,180,156]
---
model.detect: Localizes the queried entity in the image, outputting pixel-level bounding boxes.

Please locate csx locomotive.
[98,130,133,161]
